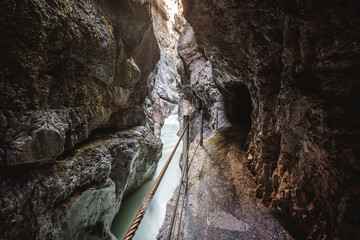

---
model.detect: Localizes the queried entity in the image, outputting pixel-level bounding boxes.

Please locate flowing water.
[111,114,182,240]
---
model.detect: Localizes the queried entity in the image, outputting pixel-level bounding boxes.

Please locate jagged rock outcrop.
[178,0,360,239]
[177,24,225,133]
[0,0,159,166]
[1,126,161,240]
[0,0,162,239]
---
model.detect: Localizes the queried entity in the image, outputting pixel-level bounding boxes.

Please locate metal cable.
[123,120,190,240]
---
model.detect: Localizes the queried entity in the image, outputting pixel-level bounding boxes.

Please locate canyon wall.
[145,0,186,136]
[179,0,360,239]
[0,0,163,239]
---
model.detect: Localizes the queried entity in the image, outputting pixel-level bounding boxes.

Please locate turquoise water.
[111,114,182,240]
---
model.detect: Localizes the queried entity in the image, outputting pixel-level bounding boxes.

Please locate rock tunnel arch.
[222,84,253,147]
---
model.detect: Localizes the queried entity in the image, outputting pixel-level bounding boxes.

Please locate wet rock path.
[158,126,293,240]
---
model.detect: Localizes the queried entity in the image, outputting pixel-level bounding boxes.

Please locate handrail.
[167,149,189,240]
[175,140,200,240]
[123,120,190,240]
[171,125,202,240]
[175,157,189,240]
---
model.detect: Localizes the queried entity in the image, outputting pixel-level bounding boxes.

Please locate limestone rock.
[177,24,225,131]
[145,0,186,136]
[0,126,162,240]
[179,0,360,238]
[0,0,162,239]
[0,0,160,166]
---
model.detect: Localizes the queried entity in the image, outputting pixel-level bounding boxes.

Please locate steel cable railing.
[175,140,201,240]
[169,121,202,240]
[123,120,190,240]
[167,112,204,240]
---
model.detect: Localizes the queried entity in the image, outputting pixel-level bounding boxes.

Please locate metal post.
[182,115,189,183]
[215,108,219,131]
[200,110,203,146]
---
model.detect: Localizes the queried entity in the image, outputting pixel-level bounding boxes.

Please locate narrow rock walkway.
[158,126,293,240]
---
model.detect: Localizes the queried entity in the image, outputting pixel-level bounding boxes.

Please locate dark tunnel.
[219,83,253,150]
[224,84,253,128]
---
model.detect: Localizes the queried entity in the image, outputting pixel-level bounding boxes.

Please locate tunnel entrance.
[221,84,253,151]
[224,84,252,128]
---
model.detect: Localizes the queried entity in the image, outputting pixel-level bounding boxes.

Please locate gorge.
[1,0,359,240]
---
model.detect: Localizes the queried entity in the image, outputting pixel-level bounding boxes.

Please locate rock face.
[179,0,360,239]
[1,126,161,240]
[145,0,185,136]
[0,0,163,239]
[177,24,225,132]
[0,0,160,166]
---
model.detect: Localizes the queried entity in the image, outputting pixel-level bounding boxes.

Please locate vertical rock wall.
[145,0,186,136]
[179,0,360,239]
[177,24,224,135]
[0,0,163,239]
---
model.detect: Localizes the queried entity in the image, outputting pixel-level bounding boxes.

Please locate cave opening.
[224,84,253,129]
[221,84,253,149]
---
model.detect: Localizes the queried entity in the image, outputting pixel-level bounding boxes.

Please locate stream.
[111,114,182,240]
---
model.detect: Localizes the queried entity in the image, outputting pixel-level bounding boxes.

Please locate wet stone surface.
[158,126,292,240]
